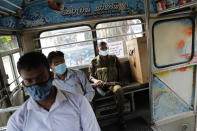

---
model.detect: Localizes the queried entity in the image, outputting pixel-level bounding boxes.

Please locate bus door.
[149,13,197,131]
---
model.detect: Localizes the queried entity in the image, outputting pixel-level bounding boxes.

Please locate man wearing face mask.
[89,41,126,129]
[7,51,101,131]
[47,51,95,102]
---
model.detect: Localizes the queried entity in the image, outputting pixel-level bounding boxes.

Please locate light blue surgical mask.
[26,79,52,101]
[99,50,108,56]
[54,63,67,75]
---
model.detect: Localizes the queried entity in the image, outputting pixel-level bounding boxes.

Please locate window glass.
[153,18,194,67]
[96,19,143,58]
[2,56,16,91]
[40,26,94,67]
[13,52,22,83]
[0,35,19,52]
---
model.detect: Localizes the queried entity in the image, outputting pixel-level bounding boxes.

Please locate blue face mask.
[26,79,52,101]
[54,63,67,75]
[99,50,108,56]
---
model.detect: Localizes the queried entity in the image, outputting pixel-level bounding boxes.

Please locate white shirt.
[53,69,95,102]
[7,90,101,131]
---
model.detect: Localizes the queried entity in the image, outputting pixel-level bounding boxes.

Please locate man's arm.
[80,96,101,131]
[88,62,104,86]
[78,70,95,102]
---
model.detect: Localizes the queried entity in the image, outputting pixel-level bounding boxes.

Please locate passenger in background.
[7,51,101,131]
[48,51,95,102]
[89,41,126,129]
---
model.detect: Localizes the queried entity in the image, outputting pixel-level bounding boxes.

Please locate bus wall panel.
[152,77,190,121]
[17,0,157,28]
[0,17,18,29]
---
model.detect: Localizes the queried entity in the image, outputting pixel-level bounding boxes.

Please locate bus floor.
[101,117,152,131]
[100,107,152,131]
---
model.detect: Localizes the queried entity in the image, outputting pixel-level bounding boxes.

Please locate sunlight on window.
[96,19,143,58]
[40,26,94,67]
[0,35,19,52]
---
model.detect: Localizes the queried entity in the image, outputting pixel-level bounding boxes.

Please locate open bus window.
[96,19,143,58]
[40,26,94,67]
[153,18,194,68]
[0,35,19,52]
[0,35,20,91]
[2,56,16,91]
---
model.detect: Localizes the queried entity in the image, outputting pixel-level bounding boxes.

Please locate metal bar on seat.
[36,32,146,50]
[0,106,20,114]
[0,126,6,131]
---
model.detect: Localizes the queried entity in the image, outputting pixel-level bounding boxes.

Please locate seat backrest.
[79,59,133,83]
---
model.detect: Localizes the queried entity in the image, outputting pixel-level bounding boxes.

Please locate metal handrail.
[0,106,20,114]
[36,31,145,50]
[10,83,23,97]
[35,23,145,40]
[0,76,21,94]
[0,82,23,104]
[7,76,21,87]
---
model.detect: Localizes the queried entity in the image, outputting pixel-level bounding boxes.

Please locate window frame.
[152,17,195,68]
[0,33,21,92]
[0,34,20,53]
[1,49,21,90]
[94,18,144,57]
[38,24,96,68]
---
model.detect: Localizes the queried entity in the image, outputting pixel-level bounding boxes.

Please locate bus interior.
[0,0,197,131]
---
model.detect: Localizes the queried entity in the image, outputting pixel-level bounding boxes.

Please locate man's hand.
[94,80,104,86]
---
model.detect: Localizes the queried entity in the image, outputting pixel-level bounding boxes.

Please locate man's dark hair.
[98,41,107,47]
[17,51,50,74]
[47,51,64,66]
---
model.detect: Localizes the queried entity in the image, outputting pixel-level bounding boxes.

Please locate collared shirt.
[53,69,95,102]
[7,90,101,131]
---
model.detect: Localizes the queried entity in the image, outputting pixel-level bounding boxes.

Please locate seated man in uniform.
[47,51,95,102]
[89,41,126,128]
[7,51,101,131]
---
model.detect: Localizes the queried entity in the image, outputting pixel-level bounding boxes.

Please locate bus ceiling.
[0,0,196,30]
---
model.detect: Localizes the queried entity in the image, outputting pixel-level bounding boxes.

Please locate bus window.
[40,26,94,67]
[0,35,20,91]
[153,18,194,68]
[0,35,18,52]
[2,56,16,91]
[96,19,143,58]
